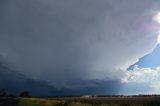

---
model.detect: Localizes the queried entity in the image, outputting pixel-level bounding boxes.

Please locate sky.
[1,0,160,95]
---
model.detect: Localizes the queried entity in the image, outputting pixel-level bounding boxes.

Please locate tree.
[19,91,30,97]
[8,94,15,97]
[0,89,7,97]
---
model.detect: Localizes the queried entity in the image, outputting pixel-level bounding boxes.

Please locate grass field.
[0,96,160,106]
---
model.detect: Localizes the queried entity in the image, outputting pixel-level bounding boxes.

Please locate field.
[0,96,160,106]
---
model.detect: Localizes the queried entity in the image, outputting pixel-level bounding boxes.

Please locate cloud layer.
[0,0,159,94]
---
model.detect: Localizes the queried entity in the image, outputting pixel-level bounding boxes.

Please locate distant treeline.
[0,89,30,97]
[1,88,160,98]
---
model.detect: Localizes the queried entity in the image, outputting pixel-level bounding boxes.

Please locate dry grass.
[1,96,160,106]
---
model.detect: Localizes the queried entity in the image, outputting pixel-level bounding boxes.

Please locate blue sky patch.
[128,44,160,70]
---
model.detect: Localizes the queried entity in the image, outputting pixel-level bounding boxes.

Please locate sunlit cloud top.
[153,12,160,24]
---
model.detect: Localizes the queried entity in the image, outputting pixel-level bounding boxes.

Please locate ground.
[0,96,160,106]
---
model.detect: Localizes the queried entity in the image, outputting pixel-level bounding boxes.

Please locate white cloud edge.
[122,65,160,94]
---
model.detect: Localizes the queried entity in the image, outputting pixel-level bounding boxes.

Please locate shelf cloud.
[0,0,159,94]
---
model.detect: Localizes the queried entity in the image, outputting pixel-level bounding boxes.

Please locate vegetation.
[0,90,160,106]
[19,91,30,97]
[0,96,160,106]
[0,88,15,97]
[0,89,6,97]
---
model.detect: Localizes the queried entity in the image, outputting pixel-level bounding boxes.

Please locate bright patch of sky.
[124,43,160,95]
[121,12,160,95]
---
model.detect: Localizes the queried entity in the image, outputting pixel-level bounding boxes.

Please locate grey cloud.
[0,0,159,94]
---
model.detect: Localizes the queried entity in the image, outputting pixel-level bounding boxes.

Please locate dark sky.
[0,0,160,94]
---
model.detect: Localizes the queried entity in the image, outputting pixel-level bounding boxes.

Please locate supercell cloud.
[0,0,159,95]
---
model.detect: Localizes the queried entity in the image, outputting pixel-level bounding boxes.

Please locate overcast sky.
[0,0,160,95]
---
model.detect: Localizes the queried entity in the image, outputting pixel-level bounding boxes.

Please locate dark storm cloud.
[0,0,159,94]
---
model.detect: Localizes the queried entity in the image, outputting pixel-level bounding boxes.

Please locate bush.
[19,91,30,97]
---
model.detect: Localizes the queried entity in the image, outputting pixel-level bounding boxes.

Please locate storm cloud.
[0,0,159,94]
